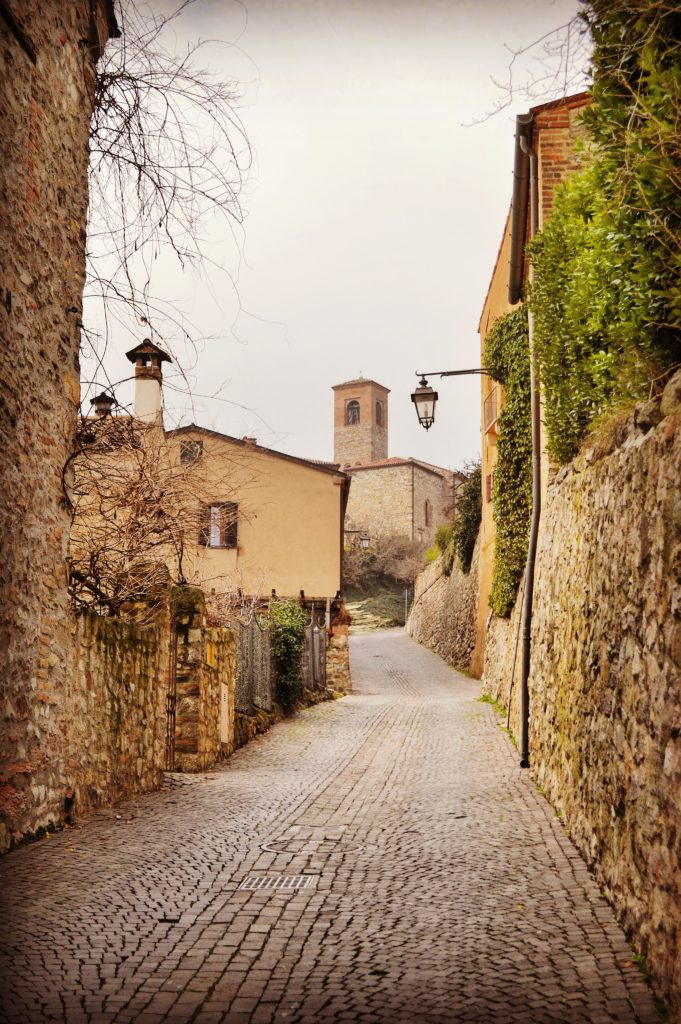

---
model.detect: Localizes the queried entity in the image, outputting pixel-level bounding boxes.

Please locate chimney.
[242,436,258,446]
[125,338,172,423]
[90,392,115,418]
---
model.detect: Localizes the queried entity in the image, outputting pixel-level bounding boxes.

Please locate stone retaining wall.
[485,372,681,1016]
[0,0,116,856]
[406,536,480,674]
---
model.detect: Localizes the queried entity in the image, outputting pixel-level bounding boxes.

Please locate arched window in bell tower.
[375,400,383,426]
[346,400,360,425]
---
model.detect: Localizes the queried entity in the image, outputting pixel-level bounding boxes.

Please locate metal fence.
[234,614,273,714]
[233,605,328,715]
[302,620,327,692]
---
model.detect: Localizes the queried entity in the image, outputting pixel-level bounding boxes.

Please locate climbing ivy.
[485,308,532,618]
[529,0,681,464]
[451,462,481,575]
[270,600,306,710]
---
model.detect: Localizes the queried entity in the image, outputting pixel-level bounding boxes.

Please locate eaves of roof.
[167,424,349,481]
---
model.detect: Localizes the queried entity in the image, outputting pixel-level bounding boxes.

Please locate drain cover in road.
[239,875,316,892]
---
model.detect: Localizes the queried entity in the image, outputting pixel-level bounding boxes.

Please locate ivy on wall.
[484,308,532,618]
[529,0,681,465]
[451,462,481,576]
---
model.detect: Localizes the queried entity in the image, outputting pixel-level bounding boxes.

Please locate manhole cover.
[239,875,316,892]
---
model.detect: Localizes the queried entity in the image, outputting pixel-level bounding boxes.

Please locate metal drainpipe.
[518,133,540,769]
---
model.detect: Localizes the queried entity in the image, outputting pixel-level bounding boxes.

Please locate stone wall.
[1,588,237,851]
[0,2,116,854]
[174,590,237,772]
[346,464,413,539]
[68,608,170,816]
[407,536,480,674]
[411,464,453,545]
[485,372,681,1016]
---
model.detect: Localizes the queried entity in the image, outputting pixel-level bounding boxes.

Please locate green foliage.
[434,523,454,552]
[426,524,455,567]
[270,600,306,710]
[529,1,681,463]
[485,308,532,617]
[451,462,482,575]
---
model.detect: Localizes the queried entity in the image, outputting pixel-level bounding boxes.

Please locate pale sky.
[83,0,586,471]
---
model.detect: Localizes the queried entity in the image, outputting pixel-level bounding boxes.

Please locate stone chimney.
[125,339,172,423]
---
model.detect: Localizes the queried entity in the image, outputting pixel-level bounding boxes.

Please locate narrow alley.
[0,631,661,1024]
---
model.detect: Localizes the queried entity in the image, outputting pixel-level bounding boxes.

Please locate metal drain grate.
[239,875,315,892]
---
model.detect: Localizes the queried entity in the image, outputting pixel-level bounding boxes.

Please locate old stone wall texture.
[345,463,452,545]
[0,3,115,854]
[345,464,413,539]
[486,372,681,1015]
[68,609,170,816]
[411,464,453,545]
[407,535,480,675]
[174,597,237,773]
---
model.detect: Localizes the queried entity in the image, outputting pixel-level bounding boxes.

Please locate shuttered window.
[199,502,238,548]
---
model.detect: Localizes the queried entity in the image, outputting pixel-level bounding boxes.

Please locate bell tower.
[332,378,389,466]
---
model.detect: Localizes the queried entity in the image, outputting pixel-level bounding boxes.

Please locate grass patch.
[345,583,407,633]
[477,693,506,716]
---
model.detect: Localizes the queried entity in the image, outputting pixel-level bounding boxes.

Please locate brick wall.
[0,2,116,853]
[535,95,588,225]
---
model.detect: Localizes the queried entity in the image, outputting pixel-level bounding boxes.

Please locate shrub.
[270,600,306,710]
[451,462,482,575]
[529,1,681,464]
[485,308,532,617]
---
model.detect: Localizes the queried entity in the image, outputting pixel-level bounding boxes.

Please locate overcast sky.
[85,0,585,471]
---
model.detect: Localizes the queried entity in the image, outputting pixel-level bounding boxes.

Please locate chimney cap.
[125,338,172,364]
[90,392,116,416]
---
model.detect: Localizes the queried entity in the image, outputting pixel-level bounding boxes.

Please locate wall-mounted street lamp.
[411,369,493,430]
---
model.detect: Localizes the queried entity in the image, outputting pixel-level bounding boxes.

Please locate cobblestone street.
[0,630,661,1024]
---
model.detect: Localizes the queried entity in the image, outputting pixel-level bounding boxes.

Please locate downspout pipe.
[508,113,540,769]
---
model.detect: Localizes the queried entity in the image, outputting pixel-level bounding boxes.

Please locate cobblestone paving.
[0,630,662,1024]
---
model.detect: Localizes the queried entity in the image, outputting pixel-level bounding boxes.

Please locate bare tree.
[67,411,258,615]
[83,0,251,407]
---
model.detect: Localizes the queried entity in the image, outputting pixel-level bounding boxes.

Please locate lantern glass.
[411,379,438,430]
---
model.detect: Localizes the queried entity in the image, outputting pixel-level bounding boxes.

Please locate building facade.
[472,92,589,674]
[332,377,456,546]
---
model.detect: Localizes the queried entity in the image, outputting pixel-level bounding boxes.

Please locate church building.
[332,378,459,546]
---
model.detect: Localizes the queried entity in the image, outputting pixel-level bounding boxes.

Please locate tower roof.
[332,378,390,392]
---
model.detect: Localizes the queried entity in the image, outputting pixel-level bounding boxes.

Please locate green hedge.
[485,308,532,617]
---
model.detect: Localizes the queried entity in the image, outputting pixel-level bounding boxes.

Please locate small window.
[346,400,360,425]
[375,400,383,426]
[199,502,238,548]
[485,473,494,503]
[424,499,432,527]
[180,438,203,464]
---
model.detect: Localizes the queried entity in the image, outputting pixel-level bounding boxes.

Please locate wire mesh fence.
[233,603,328,715]
[301,620,327,692]
[234,613,273,714]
